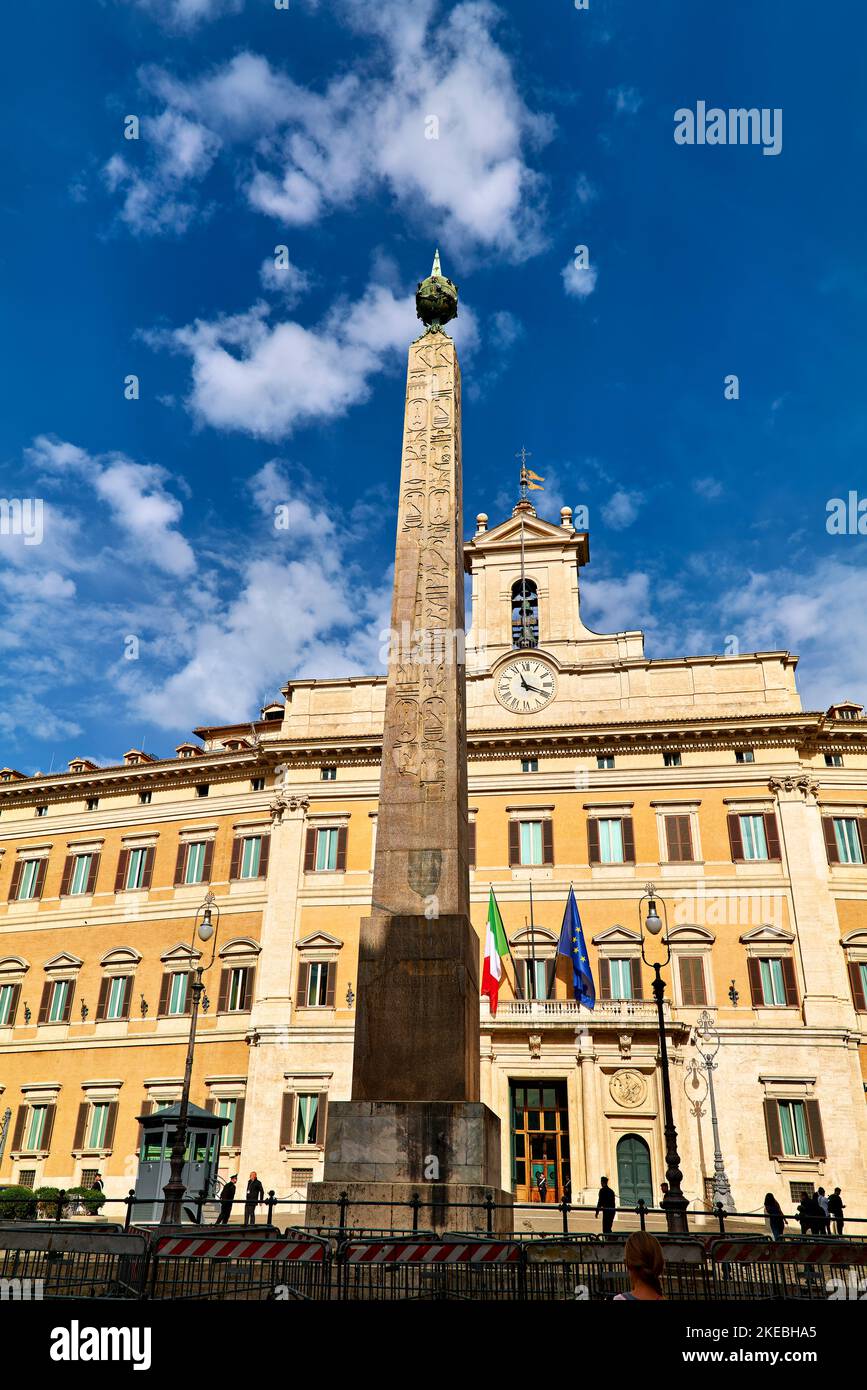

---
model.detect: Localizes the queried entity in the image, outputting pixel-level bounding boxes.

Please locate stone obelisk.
[308,254,511,1232]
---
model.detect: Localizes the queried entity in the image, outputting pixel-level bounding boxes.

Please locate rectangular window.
[777,1100,810,1158]
[739,814,769,861]
[48,980,70,1023]
[240,836,262,879]
[226,968,249,1012]
[250,777,265,791]
[0,984,16,1026]
[125,847,148,890]
[523,959,551,1000]
[139,790,152,805]
[824,754,843,768]
[106,975,129,1020]
[678,955,707,1006]
[833,818,864,864]
[184,841,207,884]
[519,821,543,866]
[664,814,694,862]
[25,1106,47,1151]
[521,758,538,773]
[88,1103,110,1150]
[168,972,189,1016]
[663,751,682,767]
[597,755,614,770]
[759,957,787,1007]
[598,818,625,864]
[217,1098,238,1146]
[196,784,209,798]
[86,798,99,811]
[18,1170,36,1189]
[69,854,93,896]
[315,827,339,872]
[858,962,867,1010]
[35,806,47,818]
[735,748,755,763]
[320,766,337,781]
[608,958,634,1000]
[17,859,42,900]
[305,961,332,1007]
[294,1094,321,1146]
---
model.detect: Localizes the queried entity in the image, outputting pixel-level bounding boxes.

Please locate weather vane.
[516,446,545,503]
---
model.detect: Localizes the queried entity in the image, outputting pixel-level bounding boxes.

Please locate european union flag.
[557,887,595,1009]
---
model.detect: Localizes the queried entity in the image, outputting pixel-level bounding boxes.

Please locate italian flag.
[481,887,510,1015]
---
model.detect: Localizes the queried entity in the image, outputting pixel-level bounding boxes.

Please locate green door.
[616,1134,653,1208]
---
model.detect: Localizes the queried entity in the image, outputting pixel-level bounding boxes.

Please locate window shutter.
[201,840,214,882]
[622,817,635,863]
[763,1099,783,1158]
[229,836,243,880]
[629,957,643,999]
[61,981,74,1022]
[216,969,230,1013]
[114,849,130,893]
[315,1093,328,1145]
[822,818,840,864]
[8,859,23,901]
[258,833,271,877]
[104,1101,119,1150]
[279,1093,294,1148]
[542,820,554,866]
[204,1098,216,1114]
[544,959,555,999]
[140,847,154,889]
[467,822,476,869]
[72,1102,88,1151]
[157,972,171,1017]
[848,960,866,1011]
[85,853,100,894]
[95,977,110,1022]
[763,813,781,861]
[304,828,317,872]
[233,1098,245,1146]
[508,821,520,867]
[325,962,336,1007]
[60,855,75,896]
[335,826,347,872]
[727,814,744,862]
[173,844,187,886]
[11,1106,27,1152]
[140,1100,153,1117]
[33,860,47,899]
[42,1105,56,1153]
[747,957,763,1006]
[598,958,611,1000]
[666,815,693,862]
[587,819,600,864]
[678,956,695,1006]
[37,981,51,1024]
[780,956,799,1007]
[7,983,20,1026]
[297,961,309,1005]
[240,968,254,1011]
[858,820,866,861]
[121,976,134,1019]
[804,1099,826,1160]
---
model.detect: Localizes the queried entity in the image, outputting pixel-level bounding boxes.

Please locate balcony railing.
[491,997,671,1024]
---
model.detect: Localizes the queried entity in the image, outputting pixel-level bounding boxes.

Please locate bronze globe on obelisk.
[307,252,513,1232]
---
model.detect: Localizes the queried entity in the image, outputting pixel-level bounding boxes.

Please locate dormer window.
[511,578,539,648]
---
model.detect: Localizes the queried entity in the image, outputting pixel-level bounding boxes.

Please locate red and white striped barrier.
[155,1236,325,1261]
[711,1240,867,1265]
[344,1240,520,1265]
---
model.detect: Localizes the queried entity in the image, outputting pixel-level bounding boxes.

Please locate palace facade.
[2,502,867,1218]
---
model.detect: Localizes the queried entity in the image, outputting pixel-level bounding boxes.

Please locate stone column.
[578,1030,601,1201]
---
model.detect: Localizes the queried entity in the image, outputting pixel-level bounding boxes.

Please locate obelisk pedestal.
[308,256,512,1233]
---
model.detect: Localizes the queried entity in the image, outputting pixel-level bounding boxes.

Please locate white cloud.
[259,255,312,306]
[575,173,598,205]
[693,476,723,500]
[121,0,244,31]
[608,85,643,115]
[581,571,651,634]
[601,488,643,530]
[562,258,598,299]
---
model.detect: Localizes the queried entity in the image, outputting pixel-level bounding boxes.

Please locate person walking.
[245,1171,264,1225]
[216,1174,237,1225]
[613,1231,665,1301]
[828,1187,845,1236]
[764,1192,786,1241]
[816,1187,830,1234]
[536,1170,548,1204]
[595,1176,616,1234]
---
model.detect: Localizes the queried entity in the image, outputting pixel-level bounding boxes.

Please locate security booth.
[131,1102,228,1223]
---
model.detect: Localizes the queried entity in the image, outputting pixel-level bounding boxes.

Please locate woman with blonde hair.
[614,1231,665,1300]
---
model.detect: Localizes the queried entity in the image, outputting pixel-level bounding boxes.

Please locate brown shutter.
[85,853,100,894]
[114,849,130,892]
[335,826,347,872]
[7,983,20,1026]
[622,817,635,863]
[157,972,171,1017]
[763,813,781,861]
[587,819,600,864]
[33,860,47,899]
[201,840,214,883]
[11,1106,27,1152]
[780,956,799,1007]
[37,981,52,1024]
[95,977,111,1021]
[542,820,554,866]
[858,820,866,862]
[216,969,230,1013]
[72,1102,88,1151]
[140,846,154,889]
[315,1093,328,1145]
[629,957,643,1000]
[468,822,476,869]
[325,963,336,1007]
[679,956,695,1006]
[544,959,555,999]
[279,1093,294,1148]
[508,820,520,867]
[848,960,866,1011]
[121,976,134,1019]
[174,843,187,886]
[229,836,243,880]
[8,859,23,901]
[103,1101,119,1150]
[804,1099,826,1160]
[727,814,744,862]
[204,1098,216,1114]
[304,828,317,872]
[747,957,763,1006]
[59,855,75,896]
[240,968,254,1011]
[233,1098,245,1147]
[61,980,74,1022]
[258,833,270,877]
[297,961,309,1005]
[666,815,693,862]
[823,817,840,864]
[763,1099,783,1158]
[598,958,611,1000]
[42,1105,56,1153]
[140,1100,153,1117]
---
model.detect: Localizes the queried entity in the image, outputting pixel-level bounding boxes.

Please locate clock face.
[494,658,557,714]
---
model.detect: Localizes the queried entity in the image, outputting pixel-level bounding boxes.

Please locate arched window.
[511,578,539,648]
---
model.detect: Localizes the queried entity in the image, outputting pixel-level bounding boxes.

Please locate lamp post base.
[661,1191,690,1234]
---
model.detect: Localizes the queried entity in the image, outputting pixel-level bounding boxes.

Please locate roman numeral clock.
[494,658,557,714]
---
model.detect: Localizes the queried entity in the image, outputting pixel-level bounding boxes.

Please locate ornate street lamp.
[693,1009,735,1212]
[639,883,689,1234]
[161,892,221,1224]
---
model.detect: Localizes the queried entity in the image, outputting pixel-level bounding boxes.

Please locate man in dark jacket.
[827,1188,845,1235]
[245,1171,264,1225]
[595,1176,616,1233]
[216,1175,237,1225]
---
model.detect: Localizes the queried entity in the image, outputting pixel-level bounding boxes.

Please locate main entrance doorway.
[616,1133,653,1208]
[510,1082,570,1202]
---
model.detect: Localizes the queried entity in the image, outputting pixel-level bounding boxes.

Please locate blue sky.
[1,0,866,769]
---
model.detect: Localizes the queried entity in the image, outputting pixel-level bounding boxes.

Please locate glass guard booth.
[132,1101,228,1223]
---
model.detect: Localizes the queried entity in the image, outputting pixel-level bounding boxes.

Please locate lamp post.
[639,883,689,1234]
[161,892,220,1225]
[683,1059,709,1206]
[694,1009,735,1212]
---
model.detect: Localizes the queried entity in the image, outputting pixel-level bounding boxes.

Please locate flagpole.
[528,878,537,1001]
[490,883,521,1001]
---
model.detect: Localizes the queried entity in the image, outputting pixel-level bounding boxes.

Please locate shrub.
[0,1185,39,1220]
[66,1185,107,1215]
